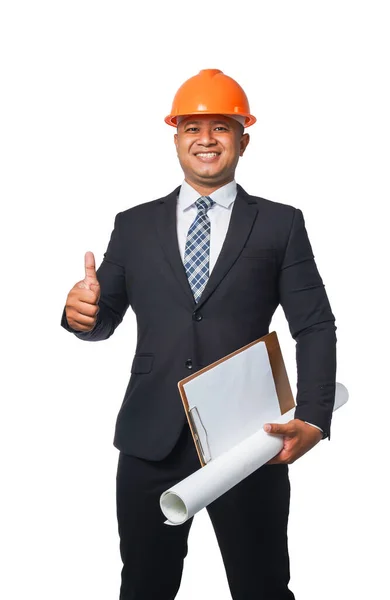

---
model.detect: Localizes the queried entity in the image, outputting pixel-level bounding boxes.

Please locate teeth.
[196,153,218,157]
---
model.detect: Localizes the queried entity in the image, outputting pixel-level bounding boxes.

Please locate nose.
[196,127,217,147]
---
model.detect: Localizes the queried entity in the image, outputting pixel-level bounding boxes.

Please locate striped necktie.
[184,195,215,303]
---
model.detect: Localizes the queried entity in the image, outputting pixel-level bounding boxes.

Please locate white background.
[1,1,389,598]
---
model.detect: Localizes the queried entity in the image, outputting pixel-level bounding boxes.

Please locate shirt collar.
[178,180,237,211]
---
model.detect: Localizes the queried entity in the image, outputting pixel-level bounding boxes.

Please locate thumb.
[89,281,101,304]
[263,423,290,435]
[84,251,99,290]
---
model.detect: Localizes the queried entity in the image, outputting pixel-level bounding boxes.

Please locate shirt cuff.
[304,421,324,433]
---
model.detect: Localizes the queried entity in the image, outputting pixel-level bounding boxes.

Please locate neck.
[184,177,234,197]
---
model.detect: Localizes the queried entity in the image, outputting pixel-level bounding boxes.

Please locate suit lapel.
[154,184,258,310]
[196,185,258,309]
[155,186,196,307]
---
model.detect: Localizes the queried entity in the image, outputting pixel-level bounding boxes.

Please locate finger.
[71,285,99,304]
[263,423,294,435]
[74,301,100,318]
[70,314,97,329]
[84,251,98,288]
[89,282,101,302]
[267,449,294,465]
[267,457,288,465]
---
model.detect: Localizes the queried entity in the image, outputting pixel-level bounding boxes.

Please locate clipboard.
[177,331,295,467]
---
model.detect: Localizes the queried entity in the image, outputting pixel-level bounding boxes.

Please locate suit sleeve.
[61,212,130,341]
[278,208,337,439]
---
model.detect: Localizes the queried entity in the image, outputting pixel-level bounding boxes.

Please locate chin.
[196,167,224,180]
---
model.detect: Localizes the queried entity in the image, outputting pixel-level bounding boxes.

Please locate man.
[61,68,336,599]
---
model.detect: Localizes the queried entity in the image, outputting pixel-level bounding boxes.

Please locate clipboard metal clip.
[188,406,212,465]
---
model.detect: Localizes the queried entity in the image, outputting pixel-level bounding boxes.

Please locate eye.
[185,127,199,132]
[214,126,229,131]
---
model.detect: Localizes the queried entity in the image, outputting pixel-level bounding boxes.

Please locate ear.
[174,132,178,152]
[239,133,250,157]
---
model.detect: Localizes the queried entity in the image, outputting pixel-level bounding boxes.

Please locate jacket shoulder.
[113,187,179,223]
[243,189,298,218]
[237,186,303,245]
[114,198,162,221]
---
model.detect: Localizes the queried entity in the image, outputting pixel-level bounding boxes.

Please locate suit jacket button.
[185,359,193,369]
[193,312,203,321]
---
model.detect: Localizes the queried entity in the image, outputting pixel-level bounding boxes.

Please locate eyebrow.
[182,120,231,127]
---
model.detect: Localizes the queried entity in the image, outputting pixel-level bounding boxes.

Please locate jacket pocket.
[131,353,154,374]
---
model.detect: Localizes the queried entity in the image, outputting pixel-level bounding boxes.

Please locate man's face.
[174,114,250,191]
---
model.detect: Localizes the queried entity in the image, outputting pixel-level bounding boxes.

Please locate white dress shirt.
[176,179,323,436]
[177,178,236,274]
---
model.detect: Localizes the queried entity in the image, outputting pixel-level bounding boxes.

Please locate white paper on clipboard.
[183,340,281,462]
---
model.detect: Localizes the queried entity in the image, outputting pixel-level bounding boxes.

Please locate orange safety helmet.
[165,69,256,128]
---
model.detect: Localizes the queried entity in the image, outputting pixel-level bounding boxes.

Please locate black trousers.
[116,423,295,600]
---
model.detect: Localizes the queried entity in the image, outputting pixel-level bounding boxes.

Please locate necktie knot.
[195,196,215,214]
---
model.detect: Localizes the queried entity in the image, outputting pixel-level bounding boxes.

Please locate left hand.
[263,419,323,464]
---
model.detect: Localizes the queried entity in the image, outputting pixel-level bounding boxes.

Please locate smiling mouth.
[194,152,220,160]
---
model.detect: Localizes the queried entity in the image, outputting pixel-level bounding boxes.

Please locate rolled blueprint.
[160,382,348,526]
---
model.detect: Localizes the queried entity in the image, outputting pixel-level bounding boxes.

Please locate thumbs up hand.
[64,252,101,332]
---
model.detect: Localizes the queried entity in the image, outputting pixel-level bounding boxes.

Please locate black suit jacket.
[61,184,336,460]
